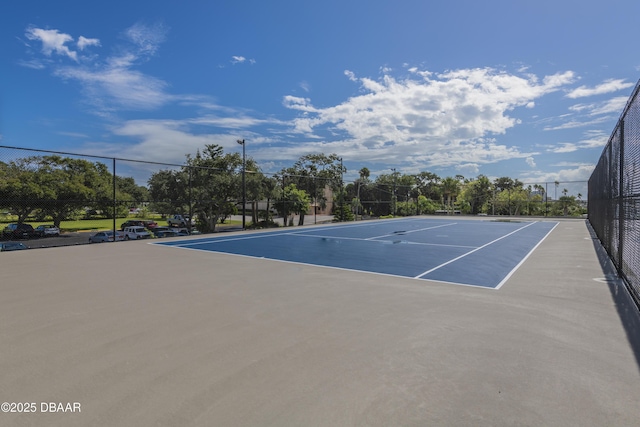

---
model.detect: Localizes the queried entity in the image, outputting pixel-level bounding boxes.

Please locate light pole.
[356,180,360,221]
[237,139,246,229]
[339,157,344,221]
[391,168,397,217]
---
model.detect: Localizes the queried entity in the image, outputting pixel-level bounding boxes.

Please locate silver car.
[0,242,28,251]
[89,230,125,243]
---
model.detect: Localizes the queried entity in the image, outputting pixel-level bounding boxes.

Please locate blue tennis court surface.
[155,218,558,289]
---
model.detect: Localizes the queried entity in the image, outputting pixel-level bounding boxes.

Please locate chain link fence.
[0,146,345,248]
[588,79,640,307]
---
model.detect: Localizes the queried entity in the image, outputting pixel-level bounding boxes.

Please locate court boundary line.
[413,221,538,279]
[493,221,559,289]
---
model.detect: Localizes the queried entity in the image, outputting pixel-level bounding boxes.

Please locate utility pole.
[339,157,344,221]
[236,139,246,229]
[391,168,397,217]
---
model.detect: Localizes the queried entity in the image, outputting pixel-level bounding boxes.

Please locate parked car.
[123,226,151,240]
[169,226,194,235]
[120,220,145,230]
[151,227,179,238]
[89,230,126,243]
[141,220,158,229]
[167,215,194,227]
[0,242,28,251]
[34,224,60,237]
[2,223,36,239]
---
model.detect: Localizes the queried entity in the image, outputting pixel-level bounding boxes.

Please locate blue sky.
[2,0,639,191]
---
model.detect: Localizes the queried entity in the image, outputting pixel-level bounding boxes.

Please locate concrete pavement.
[0,218,639,426]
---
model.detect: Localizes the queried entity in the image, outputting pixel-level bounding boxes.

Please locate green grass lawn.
[0,218,147,232]
[59,218,135,231]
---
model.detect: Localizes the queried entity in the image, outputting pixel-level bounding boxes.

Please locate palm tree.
[441,177,460,214]
[355,167,370,219]
[534,184,547,216]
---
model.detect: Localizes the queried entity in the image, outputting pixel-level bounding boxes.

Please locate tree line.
[0,155,149,227]
[347,172,586,218]
[0,145,586,230]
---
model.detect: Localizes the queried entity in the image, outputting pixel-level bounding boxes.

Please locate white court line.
[493,222,558,289]
[289,233,477,249]
[365,222,457,240]
[162,230,300,247]
[413,221,538,279]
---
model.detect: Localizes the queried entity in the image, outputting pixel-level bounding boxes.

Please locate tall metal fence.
[0,146,343,249]
[588,79,640,307]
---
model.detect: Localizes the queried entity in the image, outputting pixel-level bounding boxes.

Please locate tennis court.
[155,218,558,289]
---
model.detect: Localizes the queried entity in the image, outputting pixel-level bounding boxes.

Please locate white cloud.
[188,114,278,129]
[55,63,170,111]
[577,129,609,149]
[548,143,578,153]
[519,164,594,187]
[457,163,480,175]
[546,130,608,153]
[543,115,610,131]
[77,36,100,50]
[526,157,536,167]
[17,59,45,69]
[299,81,311,92]
[344,70,357,82]
[25,27,78,61]
[124,22,167,57]
[568,96,628,116]
[25,23,172,114]
[283,67,574,169]
[566,78,635,98]
[84,119,228,164]
[589,96,628,115]
[80,111,284,168]
[556,164,595,182]
[552,161,593,167]
[282,96,317,113]
[568,103,592,112]
[231,56,255,65]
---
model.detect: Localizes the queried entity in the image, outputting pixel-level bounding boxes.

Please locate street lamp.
[391,168,397,217]
[237,139,246,229]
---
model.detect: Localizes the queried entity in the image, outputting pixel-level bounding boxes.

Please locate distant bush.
[333,205,354,222]
[248,220,280,230]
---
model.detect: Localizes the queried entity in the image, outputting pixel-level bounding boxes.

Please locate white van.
[123,226,151,240]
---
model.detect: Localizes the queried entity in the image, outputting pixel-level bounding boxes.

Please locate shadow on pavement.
[587,220,640,371]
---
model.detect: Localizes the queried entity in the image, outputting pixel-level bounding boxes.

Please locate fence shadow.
[586,220,640,371]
